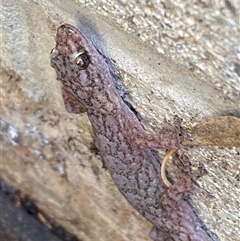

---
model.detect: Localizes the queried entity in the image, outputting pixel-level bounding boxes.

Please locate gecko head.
[50,24,122,113]
[51,24,114,90]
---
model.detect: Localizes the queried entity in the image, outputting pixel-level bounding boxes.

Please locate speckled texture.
[50,24,213,241]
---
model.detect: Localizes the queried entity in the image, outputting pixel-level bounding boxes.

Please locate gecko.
[50,24,212,241]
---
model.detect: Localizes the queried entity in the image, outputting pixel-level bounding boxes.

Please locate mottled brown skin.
[50,24,212,241]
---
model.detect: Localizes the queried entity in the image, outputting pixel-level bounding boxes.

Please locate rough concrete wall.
[0,0,239,241]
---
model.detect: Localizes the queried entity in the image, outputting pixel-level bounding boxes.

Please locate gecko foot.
[172,116,194,147]
[168,115,194,148]
[174,153,209,179]
[171,153,214,199]
[174,153,192,178]
[163,115,182,132]
[162,115,185,147]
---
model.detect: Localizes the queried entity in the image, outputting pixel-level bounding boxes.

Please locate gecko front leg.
[125,112,183,149]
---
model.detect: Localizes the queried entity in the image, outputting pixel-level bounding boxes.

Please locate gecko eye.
[75,51,90,70]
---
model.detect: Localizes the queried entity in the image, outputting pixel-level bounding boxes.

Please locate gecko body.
[50,24,212,241]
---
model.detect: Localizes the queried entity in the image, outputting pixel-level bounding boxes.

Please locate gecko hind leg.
[148,154,213,241]
[150,154,213,241]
